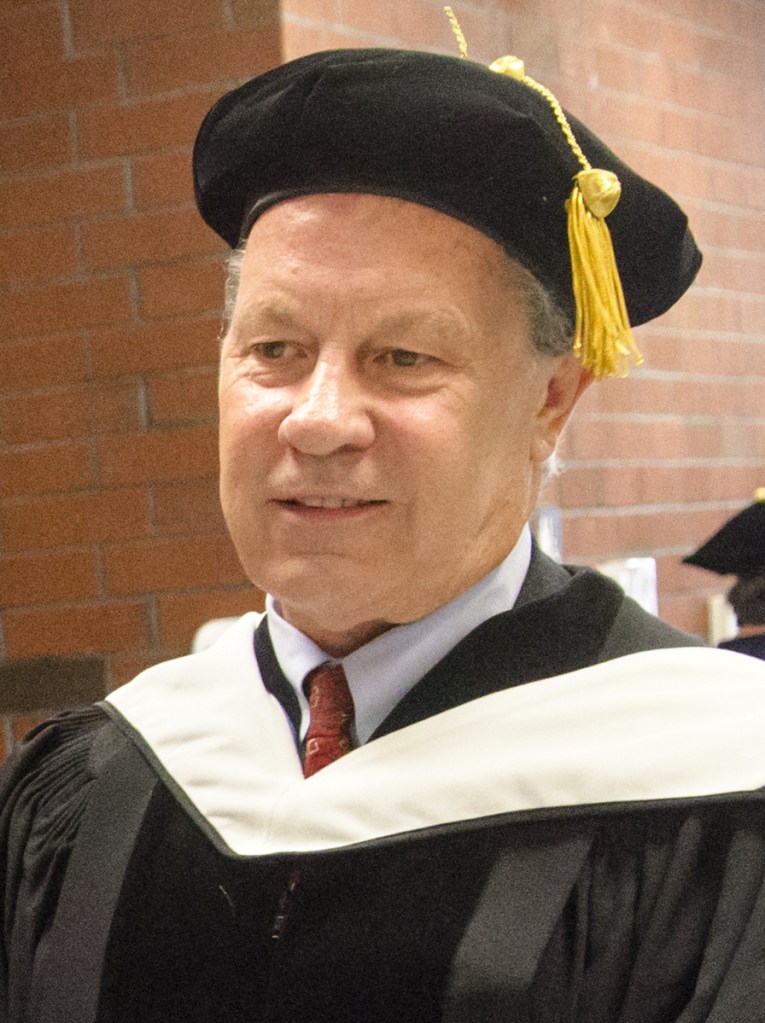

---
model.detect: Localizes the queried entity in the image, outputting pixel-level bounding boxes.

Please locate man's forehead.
[242,192,516,280]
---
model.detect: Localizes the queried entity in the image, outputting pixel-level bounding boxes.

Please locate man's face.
[219,194,584,654]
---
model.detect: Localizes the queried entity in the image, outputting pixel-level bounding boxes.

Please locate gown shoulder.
[0,706,113,1013]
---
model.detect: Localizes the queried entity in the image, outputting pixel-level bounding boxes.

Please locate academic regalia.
[3,554,765,1023]
[720,633,765,660]
[684,494,765,659]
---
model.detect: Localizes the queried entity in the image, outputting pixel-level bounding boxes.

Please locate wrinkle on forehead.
[248,193,519,283]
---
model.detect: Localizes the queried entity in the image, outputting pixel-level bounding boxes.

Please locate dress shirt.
[265,526,532,743]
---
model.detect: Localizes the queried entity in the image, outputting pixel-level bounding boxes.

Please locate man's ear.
[531,354,593,463]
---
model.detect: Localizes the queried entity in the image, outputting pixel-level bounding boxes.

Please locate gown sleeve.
[0,706,108,1020]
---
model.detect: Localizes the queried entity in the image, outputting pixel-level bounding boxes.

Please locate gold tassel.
[567,170,642,377]
[485,54,643,378]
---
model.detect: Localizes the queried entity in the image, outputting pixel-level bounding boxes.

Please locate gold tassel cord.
[486,55,643,378]
[443,6,468,59]
[442,15,642,377]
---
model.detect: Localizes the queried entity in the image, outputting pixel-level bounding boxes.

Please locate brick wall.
[0,0,283,713]
[1,0,764,735]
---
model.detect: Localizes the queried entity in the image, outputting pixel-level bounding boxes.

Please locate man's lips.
[275,496,387,509]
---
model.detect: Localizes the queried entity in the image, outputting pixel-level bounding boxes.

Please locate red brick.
[687,204,765,253]
[656,553,729,597]
[1,488,151,550]
[81,207,225,272]
[153,479,227,536]
[230,0,281,26]
[335,0,395,37]
[0,381,142,445]
[589,375,762,420]
[0,165,126,231]
[619,142,714,206]
[132,150,195,209]
[70,0,225,47]
[590,91,664,151]
[637,332,763,377]
[567,416,723,462]
[657,593,707,637]
[704,0,765,37]
[89,315,219,378]
[0,334,89,393]
[125,26,281,95]
[158,586,263,648]
[1,4,66,64]
[0,442,93,497]
[701,250,765,295]
[0,549,101,607]
[508,16,564,82]
[98,424,218,485]
[0,224,78,286]
[710,162,765,213]
[592,1,664,52]
[138,257,226,319]
[0,54,119,119]
[556,467,604,510]
[281,23,372,60]
[562,512,622,561]
[149,368,218,427]
[107,652,163,689]
[1,276,134,341]
[742,296,765,336]
[78,91,221,161]
[4,601,149,657]
[663,107,748,166]
[103,535,247,596]
[671,65,741,122]
[0,114,72,174]
[594,466,761,511]
[565,506,731,563]
[723,420,765,460]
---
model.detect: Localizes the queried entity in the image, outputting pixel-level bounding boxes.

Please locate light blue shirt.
[265,526,532,743]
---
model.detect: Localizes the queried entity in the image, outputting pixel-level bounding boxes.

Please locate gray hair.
[222,243,573,359]
[223,243,246,330]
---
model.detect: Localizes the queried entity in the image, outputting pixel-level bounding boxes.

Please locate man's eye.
[257,341,290,359]
[387,349,425,367]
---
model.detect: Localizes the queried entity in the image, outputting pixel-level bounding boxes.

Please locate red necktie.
[303,662,355,777]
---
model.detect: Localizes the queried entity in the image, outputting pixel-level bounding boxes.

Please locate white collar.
[105,617,765,857]
[265,526,532,741]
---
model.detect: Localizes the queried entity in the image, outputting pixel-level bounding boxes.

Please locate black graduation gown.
[720,633,765,661]
[3,553,765,1023]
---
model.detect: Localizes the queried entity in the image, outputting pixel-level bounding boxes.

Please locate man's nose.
[277,360,375,456]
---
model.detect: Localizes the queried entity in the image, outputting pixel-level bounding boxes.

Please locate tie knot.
[303,662,355,777]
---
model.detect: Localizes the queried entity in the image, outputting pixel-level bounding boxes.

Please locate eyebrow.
[230,297,471,348]
[230,299,300,335]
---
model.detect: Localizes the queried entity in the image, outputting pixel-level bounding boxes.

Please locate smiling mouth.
[283,497,385,509]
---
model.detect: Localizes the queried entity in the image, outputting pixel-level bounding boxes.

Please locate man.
[3,47,765,1023]
[684,491,765,660]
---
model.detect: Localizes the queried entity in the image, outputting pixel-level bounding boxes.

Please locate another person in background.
[684,490,765,660]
